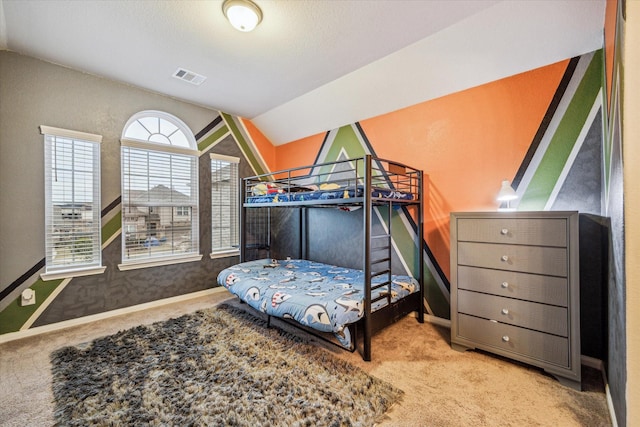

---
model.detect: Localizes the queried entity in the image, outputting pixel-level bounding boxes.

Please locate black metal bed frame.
[238,154,424,361]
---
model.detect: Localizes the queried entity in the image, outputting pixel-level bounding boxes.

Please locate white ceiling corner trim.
[253,0,605,146]
[0,0,8,50]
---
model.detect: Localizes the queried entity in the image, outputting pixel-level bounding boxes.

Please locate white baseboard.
[601,365,619,427]
[0,287,229,345]
[408,310,451,328]
[579,355,618,427]
[425,313,451,328]
[581,355,604,370]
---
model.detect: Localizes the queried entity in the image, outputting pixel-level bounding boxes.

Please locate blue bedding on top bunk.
[246,185,413,204]
[217,258,419,348]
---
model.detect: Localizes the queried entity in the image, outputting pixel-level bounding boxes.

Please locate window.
[41,126,105,279]
[119,111,201,270]
[176,206,190,216]
[211,154,239,257]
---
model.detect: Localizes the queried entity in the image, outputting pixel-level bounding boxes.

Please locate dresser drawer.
[458,241,567,277]
[457,218,567,247]
[457,314,569,367]
[457,265,568,306]
[457,290,568,336]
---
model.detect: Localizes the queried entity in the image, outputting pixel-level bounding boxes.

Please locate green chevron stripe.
[317,126,368,177]
[379,206,448,318]
[317,124,449,318]
[604,43,621,196]
[198,124,229,152]
[603,48,612,193]
[325,126,367,160]
[0,209,122,334]
[375,206,416,272]
[221,112,267,176]
[518,51,602,210]
[102,211,121,245]
[0,277,62,334]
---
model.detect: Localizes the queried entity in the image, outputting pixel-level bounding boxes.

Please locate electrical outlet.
[21,288,36,306]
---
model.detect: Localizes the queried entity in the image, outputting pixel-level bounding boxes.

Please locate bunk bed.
[217,155,424,361]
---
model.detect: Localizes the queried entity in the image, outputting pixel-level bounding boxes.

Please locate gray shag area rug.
[50,304,403,426]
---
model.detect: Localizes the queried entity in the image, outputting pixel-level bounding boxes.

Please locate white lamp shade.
[223,0,262,32]
[497,180,517,201]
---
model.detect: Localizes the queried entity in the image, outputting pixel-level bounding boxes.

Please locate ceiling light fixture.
[222,0,263,32]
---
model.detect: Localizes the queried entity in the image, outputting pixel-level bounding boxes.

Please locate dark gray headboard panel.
[268,207,409,276]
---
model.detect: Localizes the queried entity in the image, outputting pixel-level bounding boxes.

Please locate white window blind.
[121,147,199,263]
[42,126,102,274]
[120,111,200,268]
[211,154,239,254]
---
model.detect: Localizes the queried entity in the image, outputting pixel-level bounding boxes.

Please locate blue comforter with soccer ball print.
[217,259,419,348]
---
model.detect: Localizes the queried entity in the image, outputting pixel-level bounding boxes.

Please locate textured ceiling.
[0,0,605,145]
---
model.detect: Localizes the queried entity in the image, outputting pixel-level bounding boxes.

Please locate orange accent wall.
[274,132,325,172]
[605,0,619,111]
[242,118,277,173]
[248,60,568,281]
[359,60,569,279]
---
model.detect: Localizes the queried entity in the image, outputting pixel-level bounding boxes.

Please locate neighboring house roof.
[126,185,191,205]
[56,203,92,210]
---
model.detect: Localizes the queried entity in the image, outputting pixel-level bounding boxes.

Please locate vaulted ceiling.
[0,0,605,145]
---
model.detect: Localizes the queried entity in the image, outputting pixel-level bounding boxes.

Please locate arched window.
[121,111,194,150]
[119,111,201,270]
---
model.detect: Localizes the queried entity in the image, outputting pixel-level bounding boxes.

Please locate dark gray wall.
[549,111,611,363]
[552,110,603,215]
[606,97,626,427]
[34,136,254,325]
[0,51,215,295]
[266,207,410,276]
[579,214,609,361]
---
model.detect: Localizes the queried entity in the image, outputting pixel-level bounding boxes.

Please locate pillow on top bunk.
[251,182,343,196]
[319,182,341,190]
[251,183,282,196]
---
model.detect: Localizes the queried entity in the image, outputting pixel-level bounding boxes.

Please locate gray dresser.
[450,211,581,390]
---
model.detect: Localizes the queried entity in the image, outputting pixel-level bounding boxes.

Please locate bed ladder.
[362,155,393,361]
[370,205,393,310]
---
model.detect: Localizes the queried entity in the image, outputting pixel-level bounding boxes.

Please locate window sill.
[118,254,203,271]
[41,266,107,281]
[210,249,240,260]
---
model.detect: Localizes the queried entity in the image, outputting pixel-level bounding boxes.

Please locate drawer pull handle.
[501,308,509,315]
[501,282,509,289]
[500,228,509,235]
[502,335,510,342]
[501,255,509,262]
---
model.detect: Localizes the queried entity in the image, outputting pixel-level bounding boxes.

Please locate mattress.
[217,258,419,347]
[246,185,413,204]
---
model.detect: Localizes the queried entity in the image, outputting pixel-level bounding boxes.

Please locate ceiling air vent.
[172,68,207,86]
